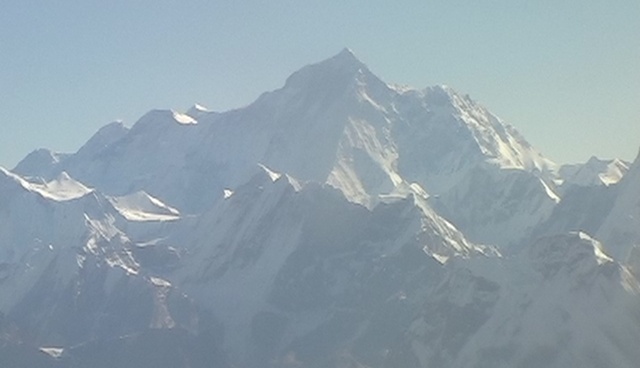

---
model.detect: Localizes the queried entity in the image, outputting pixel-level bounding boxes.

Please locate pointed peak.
[284,48,369,87]
[109,190,180,222]
[74,121,129,159]
[276,48,391,101]
[323,47,365,70]
[334,47,359,61]
[41,172,93,201]
[586,155,604,165]
[424,84,462,99]
[186,103,210,119]
[13,148,64,176]
[131,109,199,134]
[95,120,129,136]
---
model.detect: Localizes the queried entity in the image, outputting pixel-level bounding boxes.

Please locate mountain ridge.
[1,49,638,368]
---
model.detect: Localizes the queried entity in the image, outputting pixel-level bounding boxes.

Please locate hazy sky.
[1,1,638,168]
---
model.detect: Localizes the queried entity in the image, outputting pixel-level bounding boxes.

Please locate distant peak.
[325,47,365,69]
[186,103,210,119]
[289,48,366,81]
[336,47,358,60]
[280,47,387,97]
[99,120,129,134]
[424,84,458,97]
[586,155,604,165]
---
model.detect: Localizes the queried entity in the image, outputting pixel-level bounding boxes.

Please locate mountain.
[1,49,638,367]
[165,165,487,366]
[0,166,204,350]
[559,156,629,190]
[14,48,557,247]
[596,150,640,259]
[409,232,640,368]
[531,151,638,259]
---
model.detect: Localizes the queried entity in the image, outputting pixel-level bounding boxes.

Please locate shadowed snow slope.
[409,232,640,368]
[108,191,180,222]
[596,150,640,259]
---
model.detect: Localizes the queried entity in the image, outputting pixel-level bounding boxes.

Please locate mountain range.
[1,49,639,368]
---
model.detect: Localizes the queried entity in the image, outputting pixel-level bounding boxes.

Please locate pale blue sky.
[1,1,638,168]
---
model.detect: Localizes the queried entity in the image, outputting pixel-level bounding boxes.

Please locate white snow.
[108,191,180,222]
[559,156,629,188]
[596,150,640,259]
[39,347,64,359]
[223,188,234,199]
[258,163,282,182]
[186,103,210,119]
[0,168,93,201]
[149,276,172,288]
[172,110,197,125]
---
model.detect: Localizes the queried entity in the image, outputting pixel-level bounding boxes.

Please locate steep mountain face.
[163,166,487,366]
[409,233,640,368]
[1,50,639,368]
[532,183,616,243]
[430,165,559,247]
[0,167,204,352]
[532,151,639,259]
[596,151,640,259]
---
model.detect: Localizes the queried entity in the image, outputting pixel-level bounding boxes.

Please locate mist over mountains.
[2,49,639,368]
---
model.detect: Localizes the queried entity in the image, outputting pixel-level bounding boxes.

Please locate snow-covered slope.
[430,165,559,247]
[409,232,640,368]
[108,191,180,222]
[0,168,200,348]
[559,156,629,189]
[534,149,639,260]
[165,165,488,366]
[596,149,640,259]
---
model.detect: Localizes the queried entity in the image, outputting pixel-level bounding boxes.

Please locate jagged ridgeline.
[1,49,639,368]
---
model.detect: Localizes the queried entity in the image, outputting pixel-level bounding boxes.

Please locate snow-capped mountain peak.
[185,103,211,119]
[559,156,629,188]
[108,191,180,222]
[1,50,640,368]
[423,85,555,173]
[130,109,201,134]
[280,48,385,97]
[37,171,94,201]
[0,167,93,202]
